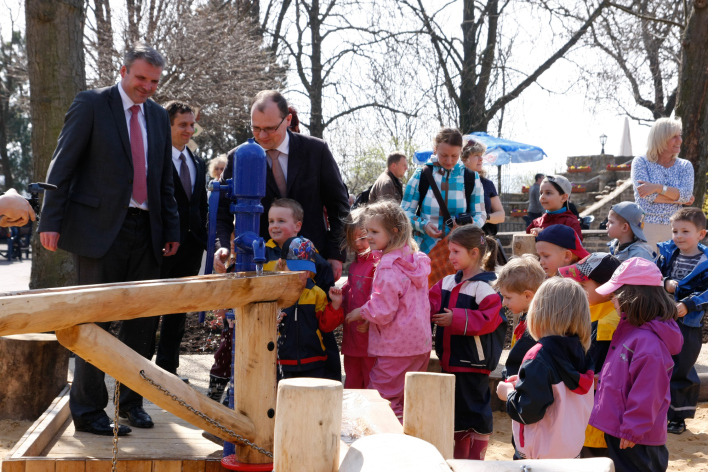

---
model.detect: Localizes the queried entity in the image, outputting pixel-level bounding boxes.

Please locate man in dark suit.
[213,90,350,278]
[213,90,350,381]
[38,44,180,436]
[150,101,207,378]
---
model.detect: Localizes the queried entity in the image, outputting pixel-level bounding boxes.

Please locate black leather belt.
[126,207,149,216]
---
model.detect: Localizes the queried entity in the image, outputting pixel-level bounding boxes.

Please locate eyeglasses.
[214,167,225,172]
[251,115,287,135]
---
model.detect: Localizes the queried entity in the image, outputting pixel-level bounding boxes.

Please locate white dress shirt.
[265,131,290,181]
[172,146,197,192]
[118,83,149,210]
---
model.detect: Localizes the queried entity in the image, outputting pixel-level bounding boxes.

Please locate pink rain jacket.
[341,250,380,357]
[360,245,432,357]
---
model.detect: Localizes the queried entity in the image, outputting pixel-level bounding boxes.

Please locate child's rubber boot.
[467,432,490,460]
[667,419,686,435]
[453,431,472,459]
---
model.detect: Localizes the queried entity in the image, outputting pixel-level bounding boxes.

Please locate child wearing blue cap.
[275,235,344,380]
[606,202,656,262]
[534,224,590,278]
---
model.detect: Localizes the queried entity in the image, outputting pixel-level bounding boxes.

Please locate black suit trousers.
[150,234,205,374]
[70,211,161,426]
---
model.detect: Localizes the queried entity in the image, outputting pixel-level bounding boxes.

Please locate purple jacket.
[589,316,683,446]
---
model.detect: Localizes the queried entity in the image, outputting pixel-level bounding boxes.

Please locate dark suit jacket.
[215,130,350,262]
[39,85,179,260]
[172,148,208,249]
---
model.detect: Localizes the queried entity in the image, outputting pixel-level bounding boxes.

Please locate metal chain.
[139,370,273,458]
[112,381,120,472]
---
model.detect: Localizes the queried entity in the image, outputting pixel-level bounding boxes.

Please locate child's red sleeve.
[317,303,344,333]
[449,292,503,336]
[429,280,444,320]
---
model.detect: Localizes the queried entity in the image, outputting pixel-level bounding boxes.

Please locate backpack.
[351,186,371,210]
[416,166,476,216]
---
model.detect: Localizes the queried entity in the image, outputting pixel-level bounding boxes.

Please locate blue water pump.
[203,137,268,299]
[202,138,270,468]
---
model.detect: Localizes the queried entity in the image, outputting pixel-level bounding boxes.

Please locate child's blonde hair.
[448,225,498,272]
[340,207,369,253]
[495,254,546,294]
[362,199,417,252]
[527,277,591,352]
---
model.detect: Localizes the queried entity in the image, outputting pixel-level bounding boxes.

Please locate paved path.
[0,256,32,293]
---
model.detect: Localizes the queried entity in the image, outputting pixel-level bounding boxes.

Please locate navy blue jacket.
[429,271,506,374]
[656,241,708,328]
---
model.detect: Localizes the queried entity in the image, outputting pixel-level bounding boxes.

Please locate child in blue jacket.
[656,207,708,435]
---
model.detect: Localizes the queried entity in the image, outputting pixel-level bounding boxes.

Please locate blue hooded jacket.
[656,240,708,328]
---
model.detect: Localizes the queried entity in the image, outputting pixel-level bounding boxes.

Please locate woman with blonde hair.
[208,154,228,181]
[631,117,695,251]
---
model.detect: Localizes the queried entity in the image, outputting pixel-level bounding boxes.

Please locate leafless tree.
[262,0,413,138]
[386,0,610,133]
[580,0,687,124]
[154,2,285,156]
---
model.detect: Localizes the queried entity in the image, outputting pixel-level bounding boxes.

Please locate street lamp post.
[600,134,607,155]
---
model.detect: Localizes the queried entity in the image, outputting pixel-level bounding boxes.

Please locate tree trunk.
[26,0,85,289]
[675,0,708,208]
[308,0,325,138]
[0,334,70,420]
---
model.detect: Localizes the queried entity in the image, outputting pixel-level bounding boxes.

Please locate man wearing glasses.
[213,90,350,381]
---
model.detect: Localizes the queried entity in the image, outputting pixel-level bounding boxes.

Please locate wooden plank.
[181,461,205,472]
[1,461,25,472]
[203,462,225,472]
[24,460,55,472]
[84,461,111,472]
[0,272,303,336]
[55,461,85,472]
[152,461,181,472]
[116,461,151,472]
[9,386,71,459]
[54,324,255,443]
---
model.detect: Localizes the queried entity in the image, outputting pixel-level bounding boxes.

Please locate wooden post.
[0,272,302,337]
[512,233,537,257]
[54,323,256,441]
[231,302,278,464]
[402,372,454,460]
[273,378,343,472]
[0,334,70,420]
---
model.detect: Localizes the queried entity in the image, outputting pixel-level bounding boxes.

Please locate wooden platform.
[3,385,401,472]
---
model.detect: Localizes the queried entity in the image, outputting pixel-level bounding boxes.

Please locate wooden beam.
[54,324,256,442]
[8,385,71,458]
[0,272,303,337]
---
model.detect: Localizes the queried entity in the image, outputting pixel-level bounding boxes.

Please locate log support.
[402,372,455,460]
[273,378,343,472]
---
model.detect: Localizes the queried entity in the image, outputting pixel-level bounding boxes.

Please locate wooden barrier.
[0,272,302,337]
[402,372,454,460]
[273,378,342,472]
[54,323,256,442]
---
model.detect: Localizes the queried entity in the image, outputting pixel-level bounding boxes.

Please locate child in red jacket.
[340,211,380,388]
[526,175,583,241]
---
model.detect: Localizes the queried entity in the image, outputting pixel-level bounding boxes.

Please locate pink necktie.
[129,105,147,204]
[267,149,287,197]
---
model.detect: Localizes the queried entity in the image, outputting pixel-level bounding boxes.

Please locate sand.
[0,418,33,468]
[487,403,708,471]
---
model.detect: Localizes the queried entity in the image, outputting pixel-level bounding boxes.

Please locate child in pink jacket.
[340,210,380,388]
[346,200,432,420]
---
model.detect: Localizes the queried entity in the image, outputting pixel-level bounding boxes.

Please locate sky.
[1,0,653,177]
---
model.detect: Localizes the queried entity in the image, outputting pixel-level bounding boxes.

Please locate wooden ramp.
[3,386,402,472]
